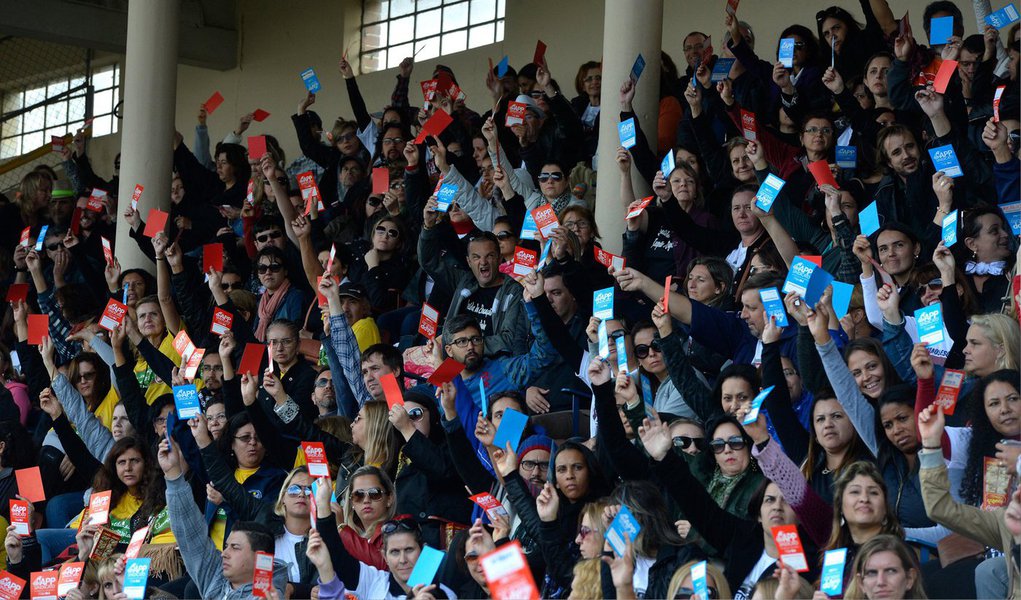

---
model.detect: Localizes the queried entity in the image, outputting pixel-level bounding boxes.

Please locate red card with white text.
[418,303,439,340]
[513,246,538,277]
[204,91,225,114]
[51,136,65,153]
[372,167,389,195]
[427,358,465,386]
[420,79,438,103]
[771,525,809,572]
[143,208,168,238]
[27,314,48,345]
[808,160,839,189]
[173,330,197,363]
[98,299,129,332]
[10,500,29,536]
[593,247,626,270]
[56,562,84,597]
[933,60,957,94]
[14,467,44,503]
[625,196,653,220]
[238,343,266,377]
[101,236,114,266]
[125,526,150,559]
[184,348,205,381]
[994,85,1006,122]
[531,204,559,238]
[740,109,757,140]
[727,0,740,15]
[297,171,324,214]
[380,373,404,408]
[253,109,270,122]
[470,492,510,520]
[6,283,28,304]
[86,189,106,212]
[481,540,540,600]
[0,571,25,600]
[87,490,112,526]
[252,551,274,598]
[506,102,527,127]
[210,307,233,336]
[935,369,965,415]
[203,243,224,273]
[301,442,330,477]
[29,571,56,600]
[131,184,144,210]
[19,227,30,248]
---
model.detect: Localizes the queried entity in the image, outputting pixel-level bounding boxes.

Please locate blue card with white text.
[711,57,736,82]
[821,549,848,596]
[630,54,646,83]
[301,68,321,93]
[779,38,795,68]
[782,256,817,296]
[172,384,201,419]
[618,118,637,149]
[742,385,774,425]
[754,174,786,212]
[759,287,789,328]
[606,505,642,557]
[1002,201,1021,235]
[928,144,962,178]
[436,183,458,212]
[835,146,857,169]
[986,4,1020,28]
[124,558,151,600]
[661,151,676,177]
[942,210,958,247]
[915,304,946,347]
[593,287,614,320]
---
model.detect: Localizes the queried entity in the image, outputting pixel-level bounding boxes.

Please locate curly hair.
[960,370,1020,506]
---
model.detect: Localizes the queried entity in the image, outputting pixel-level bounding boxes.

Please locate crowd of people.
[0,0,1019,598]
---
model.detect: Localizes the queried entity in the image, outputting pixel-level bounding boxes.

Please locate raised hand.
[39,387,63,420]
[875,283,901,324]
[587,356,612,386]
[520,271,545,302]
[916,404,945,449]
[761,314,783,344]
[615,146,632,174]
[637,416,672,461]
[235,112,255,136]
[157,438,182,478]
[535,482,560,522]
[651,302,673,337]
[619,78,636,111]
[614,371,638,405]
[474,414,496,448]
[240,372,259,406]
[652,169,670,200]
[188,413,213,448]
[821,66,845,94]
[491,442,518,478]
[914,86,944,119]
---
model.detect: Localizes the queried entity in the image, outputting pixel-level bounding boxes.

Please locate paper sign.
[433,182,458,213]
[914,303,945,347]
[804,267,834,308]
[69,206,84,236]
[594,247,626,271]
[87,490,112,526]
[199,243,224,275]
[614,336,628,373]
[415,109,454,143]
[492,408,527,451]
[711,57,735,82]
[699,35,713,69]
[470,492,510,522]
[14,467,44,503]
[296,171,324,214]
[125,526,150,559]
[183,348,205,381]
[531,204,559,238]
[662,276,672,311]
[1002,201,1021,235]
[371,167,389,195]
[933,59,957,94]
[420,79,438,102]
[210,307,233,337]
[100,236,114,266]
[173,330,196,363]
[252,109,270,122]
[480,541,540,600]
[692,561,708,600]
[10,500,29,536]
[412,303,438,341]
[836,145,857,169]
[942,210,958,247]
[820,548,848,596]
[808,160,839,189]
[771,525,809,571]
[779,38,795,68]
[90,526,121,560]
[0,571,25,600]
[740,109,757,141]
[994,85,1007,122]
[606,505,642,557]
[5,283,28,304]
[661,151,676,177]
[301,67,321,93]
[496,55,509,78]
[380,373,404,408]
[173,384,201,419]
[726,0,740,15]
[505,101,527,127]
[986,4,1020,28]
[27,314,48,345]
[831,281,854,320]
[123,558,150,600]
[929,16,954,45]
[630,54,646,83]
[934,369,965,415]
[238,343,266,376]
[248,135,267,160]
[98,298,129,332]
[593,287,614,320]
[782,256,818,296]
[929,144,962,178]
[860,201,881,237]
[759,288,789,328]
[512,246,538,277]
[86,189,106,212]
[625,196,653,220]
[203,91,225,114]
[19,227,30,248]
[519,211,538,241]
[533,40,547,65]
[131,184,144,210]
[754,173,786,212]
[427,358,465,386]
[408,545,445,588]
[51,135,65,153]
[618,118,637,149]
[246,179,255,205]
[34,225,48,252]
[253,551,274,598]
[983,456,1012,509]
[743,385,775,425]
[30,571,57,600]
[142,208,168,238]
[300,442,329,477]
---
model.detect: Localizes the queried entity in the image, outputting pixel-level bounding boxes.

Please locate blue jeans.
[45,491,85,529]
[36,528,78,564]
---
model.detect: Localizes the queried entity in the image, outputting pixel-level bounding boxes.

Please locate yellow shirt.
[352,317,381,352]
[93,387,120,431]
[134,333,181,405]
[210,467,260,550]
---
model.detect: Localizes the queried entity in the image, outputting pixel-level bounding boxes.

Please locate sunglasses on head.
[257,263,283,274]
[286,484,312,497]
[256,230,283,243]
[709,435,747,454]
[634,340,662,359]
[374,225,400,238]
[381,517,419,535]
[672,435,704,450]
[351,487,385,503]
[537,172,564,183]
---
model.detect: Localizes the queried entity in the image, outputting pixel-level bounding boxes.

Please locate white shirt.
[275,529,306,582]
[735,550,777,600]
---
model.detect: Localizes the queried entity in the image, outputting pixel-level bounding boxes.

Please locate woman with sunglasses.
[336,465,397,570]
[352,215,413,314]
[666,560,732,600]
[631,320,700,420]
[252,247,307,342]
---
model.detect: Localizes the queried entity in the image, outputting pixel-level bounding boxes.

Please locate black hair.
[214,143,252,184]
[842,338,903,400]
[874,384,919,472]
[961,34,985,56]
[254,215,285,235]
[815,6,864,54]
[220,412,257,470]
[118,268,156,297]
[961,370,1020,506]
[361,343,404,375]
[443,314,481,341]
[232,521,276,553]
[712,364,761,413]
[254,245,288,270]
[780,24,821,65]
[0,421,35,469]
[467,231,500,255]
[923,2,964,39]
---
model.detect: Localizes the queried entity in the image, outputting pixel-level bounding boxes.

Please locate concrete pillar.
[593,0,663,254]
[116,0,181,271]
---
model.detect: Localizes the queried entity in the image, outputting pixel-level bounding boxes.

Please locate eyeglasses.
[367,196,383,207]
[577,526,594,539]
[255,230,283,243]
[201,364,224,373]
[314,378,332,388]
[562,220,590,231]
[286,484,313,497]
[257,263,284,274]
[538,172,564,183]
[153,416,168,426]
[709,435,747,454]
[925,278,944,291]
[352,487,385,503]
[803,126,834,135]
[793,41,806,49]
[529,91,545,99]
[336,133,356,143]
[449,335,484,348]
[374,225,400,239]
[381,518,420,535]
[520,460,549,472]
[382,137,404,145]
[672,435,704,450]
[675,587,719,599]
[206,412,228,423]
[220,281,243,291]
[77,371,97,381]
[495,231,516,240]
[407,407,425,421]
[634,340,662,359]
[234,434,261,446]
[46,242,62,251]
[389,180,405,190]
[464,552,480,563]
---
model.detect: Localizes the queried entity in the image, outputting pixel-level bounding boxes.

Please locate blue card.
[859,201,881,237]
[618,118,637,149]
[593,287,614,320]
[804,267,834,308]
[123,283,130,304]
[742,385,774,425]
[759,287,789,328]
[615,336,628,373]
[35,225,48,252]
[754,174,786,212]
[598,320,610,359]
[479,379,488,418]
[606,505,642,557]
[711,57,736,82]
[779,38,795,68]
[1002,201,1021,235]
[436,183,458,212]
[496,55,510,78]
[492,407,527,451]
[172,384,201,419]
[782,256,817,296]
[124,558,151,600]
[831,281,855,320]
[986,4,1020,28]
[520,211,538,240]
[407,545,445,587]
[640,374,653,406]
[630,54,646,83]
[821,548,848,596]
[661,151,676,177]
[300,67,321,93]
[914,303,945,347]
[929,16,954,45]
[692,561,708,600]
[942,210,958,247]
[835,145,857,169]
[539,238,553,265]
[928,144,962,178]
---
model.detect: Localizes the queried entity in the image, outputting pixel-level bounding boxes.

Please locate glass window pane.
[468,23,493,49]
[442,30,467,54]
[496,19,504,41]
[390,0,414,17]
[470,0,495,24]
[23,131,43,152]
[388,43,413,69]
[390,15,414,45]
[24,107,44,133]
[110,117,119,135]
[363,50,387,73]
[363,0,389,22]
[1,138,21,160]
[497,0,505,18]
[417,9,441,38]
[93,68,113,90]
[94,89,113,115]
[47,80,68,97]
[2,93,22,113]
[415,37,441,62]
[93,115,112,137]
[45,102,67,128]
[364,22,388,50]
[114,65,120,86]
[419,0,441,9]
[24,86,46,106]
[68,98,86,121]
[443,1,468,31]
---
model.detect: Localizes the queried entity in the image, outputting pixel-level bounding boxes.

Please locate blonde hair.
[568,559,602,600]
[96,554,122,599]
[665,560,731,600]
[355,401,399,472]
[18,171,51,220]
[273,467,310,517]
[844,534,928,599]
[753,573,816,599]
[969,314,1020,372]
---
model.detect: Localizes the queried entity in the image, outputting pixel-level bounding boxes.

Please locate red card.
[56,563,84,598]
[183,348,205,381]
[297,171,324,214]
[203,91,225,114]
[994,85,1006,122]
[131,183,144,210]
[253,551,274,598]
[663,276,672,311]
[125,526,150,559]
[252,109,270,122]
[512,246,538,277]
[807,160,839,189]
[27,314,48,345]
[470,492,510,521]
[418,302,440,340]
[771,525,809,572]
[101,236,113,266]
[19,227,30,248]
[435,72,455,97]
[380,373,404,408]
[900,10,912,38]
[480,540,540,600]
[51,135,65,153]
[248,135,267,159]
[6,283,28,304]
[372,167,389,195]
[935,369,965,415]
[414,109,454,144]
[210,307,233,336]
[86,189,106,212]
[14,467,44,502]
[173,330,196,361]
[427,358,466,386]
[30,572,57,600]
[10,500,29,536]
[625,196,654,220]
[87,490,112,526]
[301,441,330,477]
[933,60,957,94]
[420,79,438,102]
[0,571,26,600]
[203,243,224,273]
[726,0,740,15]
[740,109,757,140]
[701,35,713,66]
[70,206,83,235]
[506,102,528,127]
[238,343,266,377]
[533,40,547,65]
[593,247,626,270]
[531,204,559,238]
[143,208,169,238]
[802,255,823,267]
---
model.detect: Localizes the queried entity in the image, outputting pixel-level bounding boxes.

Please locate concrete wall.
[80,0,980,184]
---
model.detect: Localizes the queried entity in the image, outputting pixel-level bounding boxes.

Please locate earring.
[840,516,846,526]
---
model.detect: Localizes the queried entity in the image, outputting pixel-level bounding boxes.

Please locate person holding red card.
[173,135,250,209]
